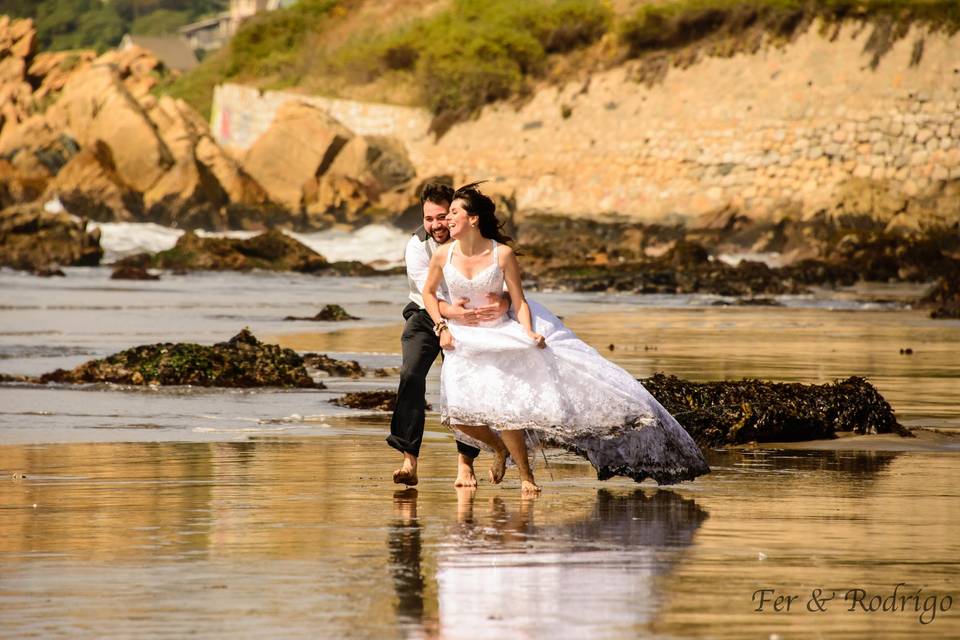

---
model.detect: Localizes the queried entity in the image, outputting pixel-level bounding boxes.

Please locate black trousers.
[387,302,481,459]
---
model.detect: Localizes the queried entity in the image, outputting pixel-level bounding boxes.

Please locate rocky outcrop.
[302,134,417,227]
[285,304,360,321]
[150,229,328,272]
[46,145,142,222]
[516,213,960,295]
[331,390,406,411]
[110,265,160,280]
[243,101,353,212]
[0,205,102,270]
[0,21,278,229]
[921,277,960,320]
[39,329,320,388]
[303,353,364,378]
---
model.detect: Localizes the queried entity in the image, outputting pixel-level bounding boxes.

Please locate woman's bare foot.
[488,447,508,484]
[520,480,541,496]
[392,453,418,486]
[454,454,478,487]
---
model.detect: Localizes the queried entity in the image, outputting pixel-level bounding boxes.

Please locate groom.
[387,182,509,487]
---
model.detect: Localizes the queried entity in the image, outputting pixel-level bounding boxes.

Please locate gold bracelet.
[433,320,448,336]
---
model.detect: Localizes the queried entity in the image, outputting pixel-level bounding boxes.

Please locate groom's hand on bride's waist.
[446,295,507,326]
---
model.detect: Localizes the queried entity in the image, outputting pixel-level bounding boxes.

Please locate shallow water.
[1,266,959,637]
[1,436,958,638]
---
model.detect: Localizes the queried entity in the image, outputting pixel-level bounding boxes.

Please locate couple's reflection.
[388,487,709,639]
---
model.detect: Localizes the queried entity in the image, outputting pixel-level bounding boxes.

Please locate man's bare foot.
[454,454,478,487]
[520,480,541,496]
[488,447,508,485]
[392,453,418,486]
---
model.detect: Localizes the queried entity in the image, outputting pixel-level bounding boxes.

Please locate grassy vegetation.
[161,0,960,124]
[332,0,611,117]
[621,0,960,57]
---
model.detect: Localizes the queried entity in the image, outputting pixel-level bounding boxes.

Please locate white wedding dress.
[440,240,710,485]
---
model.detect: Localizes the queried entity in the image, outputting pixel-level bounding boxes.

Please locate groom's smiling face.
[423,200,451,244]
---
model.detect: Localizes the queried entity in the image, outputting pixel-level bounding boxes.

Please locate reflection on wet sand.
[431,488,708,638]
[389,488,436,637]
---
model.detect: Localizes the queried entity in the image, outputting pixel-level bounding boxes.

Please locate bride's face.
[446,198,477,239]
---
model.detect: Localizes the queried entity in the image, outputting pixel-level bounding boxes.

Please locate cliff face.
[213,18,960,230]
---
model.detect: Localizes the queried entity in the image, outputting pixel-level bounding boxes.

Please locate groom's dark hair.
[420,182,454,207]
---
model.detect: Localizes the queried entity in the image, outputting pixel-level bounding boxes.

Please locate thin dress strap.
[491,239,499,262]
[446,240,457,265]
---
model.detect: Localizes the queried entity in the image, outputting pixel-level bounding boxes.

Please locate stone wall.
[212,83,431,151]
[212,19,960,225]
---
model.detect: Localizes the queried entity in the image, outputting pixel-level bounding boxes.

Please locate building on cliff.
[180,0,297,53]
[119,34,198,72]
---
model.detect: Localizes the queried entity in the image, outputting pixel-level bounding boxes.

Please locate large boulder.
[28,51,96,102]
[243,101,353,212]
[45,145,142,221]
[0,205,102,271]
[302,134,416,228]
[1,17,37,59]
[138,95,268,227]
[326,135,416,192]
[39,329,320,388]
[195,135,268,207]
[50,65,174,193]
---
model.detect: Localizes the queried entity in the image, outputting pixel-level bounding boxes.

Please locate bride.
[422,183,710,495]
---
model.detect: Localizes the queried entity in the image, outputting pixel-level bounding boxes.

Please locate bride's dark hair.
[451,181,514,245]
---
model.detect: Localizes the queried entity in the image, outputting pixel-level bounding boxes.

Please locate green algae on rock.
[39,329,321,388]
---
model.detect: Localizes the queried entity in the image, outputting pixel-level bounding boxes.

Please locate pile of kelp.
[38,329,319,388]
[641,374,910,448]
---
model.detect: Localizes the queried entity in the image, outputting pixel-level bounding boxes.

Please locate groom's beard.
[429,227,450,244]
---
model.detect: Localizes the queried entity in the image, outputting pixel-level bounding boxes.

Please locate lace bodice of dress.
[442,240,504,321]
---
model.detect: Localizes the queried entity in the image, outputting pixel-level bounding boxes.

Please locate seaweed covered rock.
[331,390,406,411]
[532,254,807,296]
[642,374,909,448]
[152,229,328,272]
[285,304,359,321]
[0,205,102,271]
[921,277,960,320]
[110,265,159,280]
[39,329,320,388]
[516,215,960,296]
[303,353,364,377]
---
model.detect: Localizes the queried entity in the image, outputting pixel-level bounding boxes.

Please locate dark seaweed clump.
[39,329,320,388]
[641,374,909,448]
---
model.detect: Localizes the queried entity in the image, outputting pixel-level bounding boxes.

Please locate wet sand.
[2,428,959,639]
[2,269,959,637]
